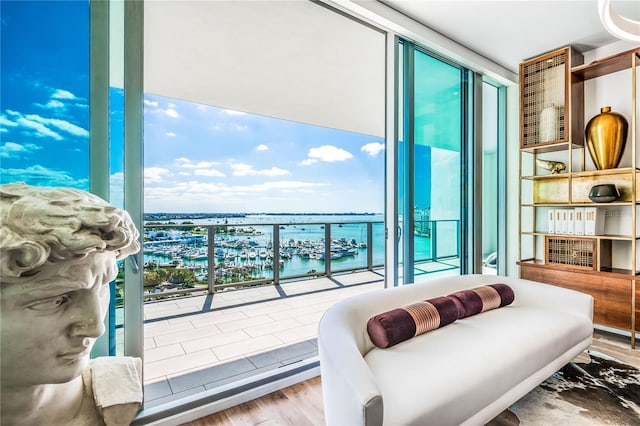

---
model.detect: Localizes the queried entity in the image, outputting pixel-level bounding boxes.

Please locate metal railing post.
[367,222,373,270]
[273,224,280,285]
[207,225,215,294]
[457,220,461,259]
[431,221,438,262]
[325,223,331,276]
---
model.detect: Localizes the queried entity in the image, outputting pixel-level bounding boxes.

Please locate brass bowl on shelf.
[588,184,619,203]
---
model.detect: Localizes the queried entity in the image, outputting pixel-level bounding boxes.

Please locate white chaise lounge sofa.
[318,274,593,425]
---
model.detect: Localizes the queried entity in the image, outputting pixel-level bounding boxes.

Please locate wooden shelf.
[523,168,640,180]
[521,231,639,241]
[572,48,640,81]
[572,167,640,178]
[520,46,638,348]
[521,173,568,181]
[520,141,582,154]
[522,201,638,207]
[518,259,639,279]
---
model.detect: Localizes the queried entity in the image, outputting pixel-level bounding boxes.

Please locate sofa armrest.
[498,275,594,321]
[318,306,383,426]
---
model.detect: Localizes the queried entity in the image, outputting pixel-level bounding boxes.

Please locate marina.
[140,214,460,298]
[142,218,386,295]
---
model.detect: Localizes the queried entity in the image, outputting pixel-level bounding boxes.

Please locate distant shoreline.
[144,212,383,221]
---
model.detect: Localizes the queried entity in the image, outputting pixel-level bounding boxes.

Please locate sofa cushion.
[363,304,593,425]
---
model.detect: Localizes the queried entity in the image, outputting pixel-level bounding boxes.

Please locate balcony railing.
[140,219,460,300]
[142,221,382,299]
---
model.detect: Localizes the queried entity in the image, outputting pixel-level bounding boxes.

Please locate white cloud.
[144,167,171,184]
[256,144,268,151]
[249,180,324,191]
[144,99,159,107]
[231,163,252,174]
[165,108,179,118]
[303,145,353,164]
[231,163,289,177]
[232,124,248,131]
[299,158,318,166]
[1,142,43,158]
[195,169,226,177]
[176,158,221,169]
[222,109,247,116]
[16,116,63,140]
[143,179,331,212]
[166,132,176,137]
[36,100,65,110]
[0,165,85,188]
[361,142,385,157]
[51,89,76,100]
[25,114,89,138]
[4,110,88,140]
[0,115,18,128]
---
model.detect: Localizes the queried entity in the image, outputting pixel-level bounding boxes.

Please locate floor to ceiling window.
[395,41,506,284]
[1,0,138,359]
[136,0,386,413]
[481,81,506,275]
[397,42,467,284]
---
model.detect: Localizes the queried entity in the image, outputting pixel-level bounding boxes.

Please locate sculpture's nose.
[69,291,107,338]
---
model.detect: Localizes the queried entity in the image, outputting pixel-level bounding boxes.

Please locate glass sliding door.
[481,81,506,275]
[398,42,466,284]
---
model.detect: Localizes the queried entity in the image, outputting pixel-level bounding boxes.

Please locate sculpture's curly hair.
[1,182,140,279]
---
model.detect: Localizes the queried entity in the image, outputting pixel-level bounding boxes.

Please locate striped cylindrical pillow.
[448,284,515,319]
[366,284,515,349]
[367,296,460,348]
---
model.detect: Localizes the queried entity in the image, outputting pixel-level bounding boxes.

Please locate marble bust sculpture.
[1,183,143,425]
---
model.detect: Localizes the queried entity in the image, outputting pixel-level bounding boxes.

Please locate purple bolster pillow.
[367,296,460,348]
[367,284,514,349]
[448,283,515,319]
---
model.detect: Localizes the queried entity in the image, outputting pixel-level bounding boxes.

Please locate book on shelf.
[559,209,569,234]
[548,209,555,234]
[574,207,585,236]
[584,207,604,236]
[567,209,575,235]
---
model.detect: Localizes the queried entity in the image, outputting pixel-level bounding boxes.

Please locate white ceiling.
[144,0,386,137]
[379,0,640,72]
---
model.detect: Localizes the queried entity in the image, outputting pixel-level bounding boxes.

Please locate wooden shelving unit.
[518,47,640,349]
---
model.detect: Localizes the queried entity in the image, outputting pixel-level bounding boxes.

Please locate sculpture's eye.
[28,294,71,312]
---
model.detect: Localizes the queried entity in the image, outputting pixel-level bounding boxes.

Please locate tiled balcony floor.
[143,269,387,407]
[141,259,470,408]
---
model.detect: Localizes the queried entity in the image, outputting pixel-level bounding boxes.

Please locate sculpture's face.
[0,252,116,388]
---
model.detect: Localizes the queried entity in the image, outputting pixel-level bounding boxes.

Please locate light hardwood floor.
[184,330,638,426]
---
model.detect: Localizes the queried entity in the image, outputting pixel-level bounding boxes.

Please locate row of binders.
[548,207,604,236]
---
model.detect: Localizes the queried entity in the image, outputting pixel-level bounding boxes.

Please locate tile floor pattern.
[143,269,386,407]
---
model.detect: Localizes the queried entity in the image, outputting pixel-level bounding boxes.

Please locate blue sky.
[1,1,384,214]
[1,1,91,188]
[143,95,384,213]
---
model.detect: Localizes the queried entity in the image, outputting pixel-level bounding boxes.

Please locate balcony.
[134,219,466,409]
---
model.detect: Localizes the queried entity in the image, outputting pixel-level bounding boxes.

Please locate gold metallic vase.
[585,106,628,170]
